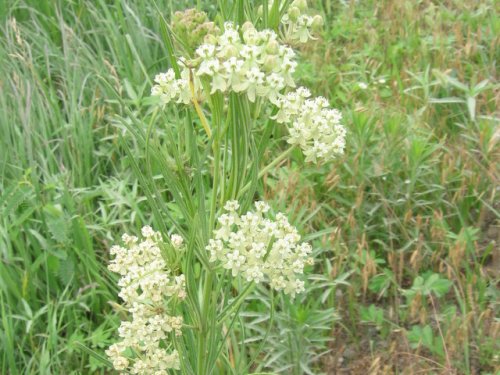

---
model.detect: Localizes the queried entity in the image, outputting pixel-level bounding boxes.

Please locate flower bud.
[291,0,308,12]
[262,55,279,72]
[312,14,324,30]
[288,6,301,22]
[220,45,239,59]
[243,23,259,44]
[194,12,206,23]
[242,21,255,32]
[265,39,279,54]
[204,33,218,45]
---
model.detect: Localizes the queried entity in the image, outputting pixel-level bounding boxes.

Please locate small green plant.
[359,304,384,328]
[407,324,445,359]
[430,70,495,122]
[368,268,395,298]
[403,273,452,301]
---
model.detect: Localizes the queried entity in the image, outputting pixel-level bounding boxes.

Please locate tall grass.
[0,1,179,372]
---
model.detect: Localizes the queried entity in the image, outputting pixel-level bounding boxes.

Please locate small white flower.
[358,82,368,90]
[245,266,265,282]
[195,43,216,59]
[112,356,129,371]
[219,24,240,46]
[141,225,155,238]
[225,250,246,276]
[170,234,184,249]
[224,200,240,212]
[197,58,221,77]
[243,67,265,102]
[254,201,270,213]
[294,14,315,43]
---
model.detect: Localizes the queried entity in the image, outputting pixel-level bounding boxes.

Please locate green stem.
[239,145,295,196]
[209,99,222,231]
[258,145,295,178]
[189,69,212,138]
[210,138,221,229]
[216,283,255,324]
[197,270,215,374]
[199,94,223,374]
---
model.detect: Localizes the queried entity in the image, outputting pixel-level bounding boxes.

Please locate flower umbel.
[151,21,297,105]
[206,201,313,296]
[106,226,184,374]
[273,87,346,163]
[151,15,344,164]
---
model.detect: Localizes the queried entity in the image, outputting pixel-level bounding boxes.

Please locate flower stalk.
[189,68,212,138]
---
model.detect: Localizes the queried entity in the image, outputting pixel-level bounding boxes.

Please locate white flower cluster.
[106,226,185,374]
[151,9,344,164]
[273,87,346,163]
[281,0,324,43]
[151,21,297,104]
[151,67,202,105]
[206,201,313,297]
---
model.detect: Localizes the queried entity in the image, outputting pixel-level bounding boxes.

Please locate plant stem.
[197,270,214,374]
[258,145,295,179]
[216,283,255,324]
[239,145,295,195]
[189,69,212,138]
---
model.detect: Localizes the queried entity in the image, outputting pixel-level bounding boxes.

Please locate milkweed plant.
[105,1,346,374]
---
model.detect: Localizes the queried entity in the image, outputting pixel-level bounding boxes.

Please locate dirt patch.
[323,327,453,374]
[479,201,500,278]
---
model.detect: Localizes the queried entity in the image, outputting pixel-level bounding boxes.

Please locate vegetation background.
[0,0,498,374]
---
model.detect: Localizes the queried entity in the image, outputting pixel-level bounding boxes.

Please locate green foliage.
[360,304,384,328]
[407,324,445,359]
[403,273,453,300]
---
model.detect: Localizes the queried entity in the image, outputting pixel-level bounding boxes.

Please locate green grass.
[1,0,498,374]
